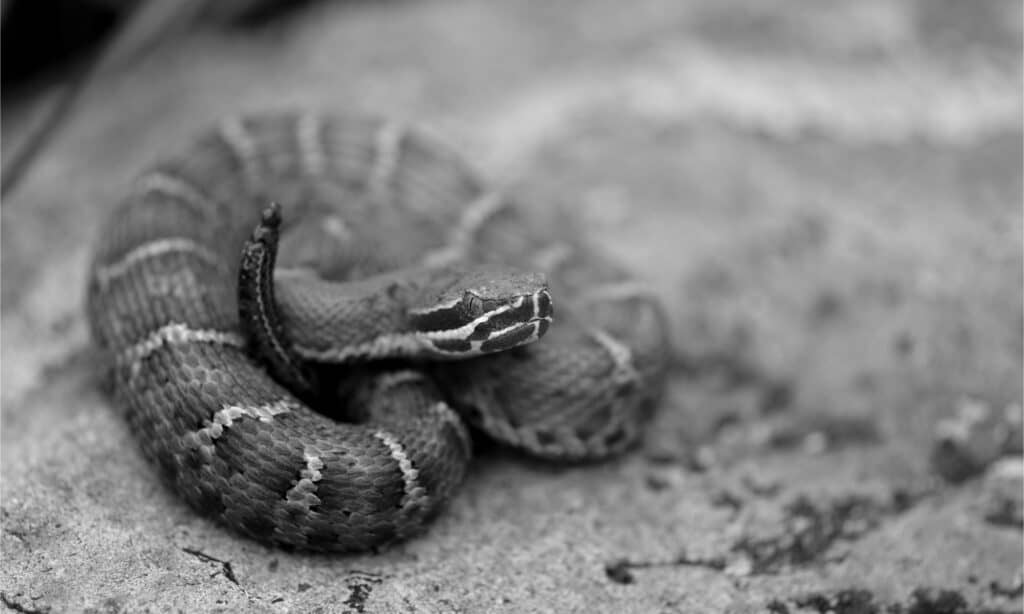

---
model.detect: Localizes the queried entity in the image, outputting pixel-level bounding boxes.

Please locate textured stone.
[2,1,1021,612]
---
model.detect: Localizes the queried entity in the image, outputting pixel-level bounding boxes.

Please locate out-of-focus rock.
[932,398,1023,483]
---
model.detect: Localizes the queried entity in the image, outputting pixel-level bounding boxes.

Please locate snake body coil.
[86,113,669,552]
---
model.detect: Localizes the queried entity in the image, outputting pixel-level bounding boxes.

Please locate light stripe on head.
[413,297,521,341]
[414,288,553,357]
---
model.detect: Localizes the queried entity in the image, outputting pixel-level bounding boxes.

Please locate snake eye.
[463,292,484,318]
[410,291,496,332]
[463,292,498,319]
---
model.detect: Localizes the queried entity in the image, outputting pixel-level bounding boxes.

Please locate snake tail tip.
[261,202,284,228]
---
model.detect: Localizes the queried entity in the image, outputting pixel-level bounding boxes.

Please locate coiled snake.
[86,113,669,552]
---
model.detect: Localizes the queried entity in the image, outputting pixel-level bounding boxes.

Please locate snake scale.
[86,113,670,552]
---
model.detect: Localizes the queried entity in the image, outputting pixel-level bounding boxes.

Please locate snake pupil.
[464,292,486,317]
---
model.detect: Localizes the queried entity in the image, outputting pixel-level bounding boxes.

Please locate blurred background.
[2,1,1021,612]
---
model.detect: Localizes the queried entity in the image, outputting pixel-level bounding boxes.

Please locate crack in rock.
[181,547,239,586]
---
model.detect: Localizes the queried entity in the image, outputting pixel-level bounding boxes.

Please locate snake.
[86,113,670,552]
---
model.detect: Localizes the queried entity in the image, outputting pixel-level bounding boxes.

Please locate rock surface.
[2,1,1021,612]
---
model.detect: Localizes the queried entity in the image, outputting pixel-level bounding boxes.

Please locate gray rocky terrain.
[2,1,1021,612]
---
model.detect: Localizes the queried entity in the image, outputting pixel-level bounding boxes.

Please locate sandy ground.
[2,1,1022,612]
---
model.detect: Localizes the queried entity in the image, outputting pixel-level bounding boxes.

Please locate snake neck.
[270,265,552,364]
[239,207,552,369]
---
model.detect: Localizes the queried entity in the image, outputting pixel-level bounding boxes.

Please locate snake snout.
[470,286,554,353]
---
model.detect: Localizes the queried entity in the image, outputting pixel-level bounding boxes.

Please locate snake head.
[408,267,553,358]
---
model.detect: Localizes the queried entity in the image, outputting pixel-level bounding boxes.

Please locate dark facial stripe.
[408,303,466,333]
[480,322,537,353]
[431,338,473,353]
[468,297,534,341]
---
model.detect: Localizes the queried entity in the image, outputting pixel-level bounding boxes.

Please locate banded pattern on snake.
[86,113,670,552]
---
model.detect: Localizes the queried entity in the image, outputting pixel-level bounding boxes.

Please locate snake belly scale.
[86,113,671,552]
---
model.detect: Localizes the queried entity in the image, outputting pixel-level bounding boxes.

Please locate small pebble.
[931,398,1023,483]
[980,457,1023,528]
